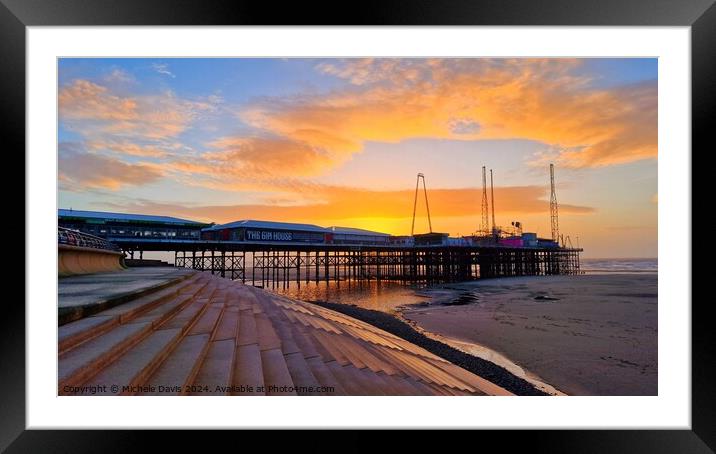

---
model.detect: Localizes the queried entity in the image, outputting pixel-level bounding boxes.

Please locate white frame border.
[27,26,689,429]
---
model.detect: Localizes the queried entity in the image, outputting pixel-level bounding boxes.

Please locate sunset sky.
[58,58,657,258]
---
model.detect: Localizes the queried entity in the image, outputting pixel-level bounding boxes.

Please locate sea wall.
[58,244,126,276]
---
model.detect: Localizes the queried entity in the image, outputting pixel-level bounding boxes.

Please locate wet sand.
[401,274,657,396]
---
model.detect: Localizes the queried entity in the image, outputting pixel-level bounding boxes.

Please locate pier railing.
[58,227,121,252]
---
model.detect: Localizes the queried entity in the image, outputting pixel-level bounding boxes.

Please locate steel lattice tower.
[490,169,496,234]
[550,163,560,242]
[411,173,433,236]
[480,166,489,235]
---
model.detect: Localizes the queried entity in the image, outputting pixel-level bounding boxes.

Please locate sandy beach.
[401,274,657,396]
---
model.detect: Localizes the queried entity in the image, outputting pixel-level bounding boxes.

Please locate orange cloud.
[227,58,656,177]
[205,136,336,177]
[59,79,138,121]
[316,58,430,86]
[550,82,657,167]
[59,79,226,189]
[86,140,171,158]
[59,79,216,144]
[59,148,162,190]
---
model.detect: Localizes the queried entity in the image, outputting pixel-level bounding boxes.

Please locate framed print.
[6,0,712,450]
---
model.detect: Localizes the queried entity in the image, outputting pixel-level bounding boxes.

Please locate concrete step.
[393,351,446,386]
[189,338,236,395]
[260,348,296,395]
[233,286,259,310]
[291,311,343,334]
[254,311,282,351]
[231,343,265,395]
[339,324,404,351]
[187,303,224,337]
[353,340,400,375]
[312,305,404,342]
[324,331,370,370]
[388,336,446,362]
[82,328,184,395]
[159,301,208,332]
[58,269,199,325]
[59,321,152,392]
[236,309,258,346]
[268,315,301,356]
[306,356,346,395]
[327,363,373,396]
[396,348,457,388]
[405,377,440,395]
[325,361,366,396]
[283,351,321,396]
[427,357,511,396]
[421,380,453,396]
[385,373,424,395]
[377,372,417,396]
[354,367,387,396]
[95,274,203,323]
[369,346,430,384]
[213,306,239,341]
[76,287,217,396]
[57,275,203,354]
[285,322,322,360]
[406,355,471,391]
[271,296,315,316]
[438,383,471,396]
[129,293,197,328]
[310,330,350,366]
[357,341,401,376]
[140,333,211,395]
[383,347,471,392]
[320,328,384,374]
[58,315,118,354]
[179,280,216,298]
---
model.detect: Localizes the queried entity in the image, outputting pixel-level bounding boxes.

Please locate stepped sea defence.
[58,269,513,396]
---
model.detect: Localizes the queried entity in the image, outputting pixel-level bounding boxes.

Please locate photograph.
[57,57,658,397]
[6,0,707,445]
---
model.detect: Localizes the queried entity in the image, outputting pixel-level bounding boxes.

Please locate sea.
[260,258,658,313]
[579,258,658,274]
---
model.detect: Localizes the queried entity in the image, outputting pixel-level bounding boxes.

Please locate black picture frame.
[5,0,710,450]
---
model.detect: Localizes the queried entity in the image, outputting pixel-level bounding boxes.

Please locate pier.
[59,188,582,287]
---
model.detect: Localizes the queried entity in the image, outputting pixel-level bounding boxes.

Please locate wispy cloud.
[104,68,136,84]
[86,140,172,158]
[151,62,175,78]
